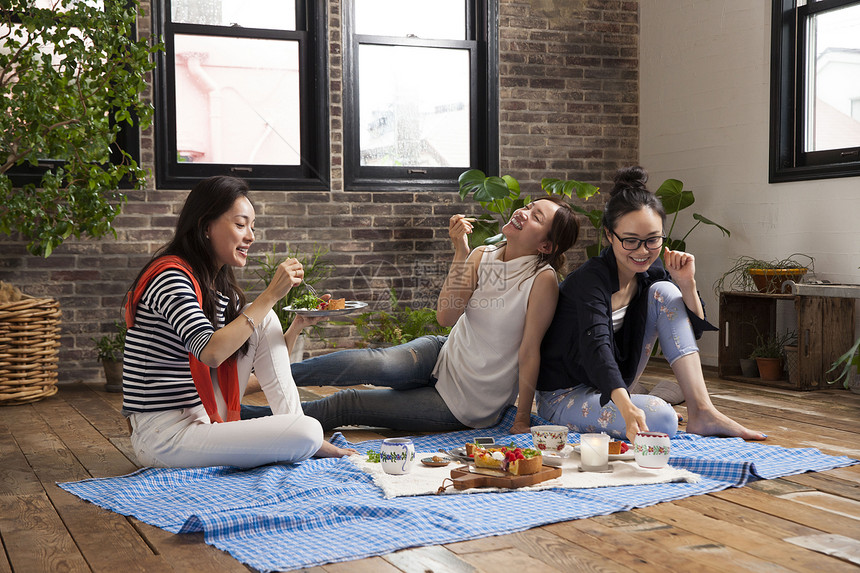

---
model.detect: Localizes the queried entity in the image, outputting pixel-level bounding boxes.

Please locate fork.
[303,281,319,297]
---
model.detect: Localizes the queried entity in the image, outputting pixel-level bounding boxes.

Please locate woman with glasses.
[537,166,765,444]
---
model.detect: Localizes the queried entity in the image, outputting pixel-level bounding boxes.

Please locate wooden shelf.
[717,290,856,391]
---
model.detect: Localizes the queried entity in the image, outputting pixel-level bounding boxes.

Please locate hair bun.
[611,166,649,197]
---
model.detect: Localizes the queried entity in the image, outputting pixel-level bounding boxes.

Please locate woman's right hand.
[267,258,304,301]
[448,215,473,255]
[622,405,649,445]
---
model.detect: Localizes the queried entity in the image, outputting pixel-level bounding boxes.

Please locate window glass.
[355,0,465,39]
[173,35,300,165]
[171,0,296,30]
[154,1,327,188]
[804,3,860,152]
[358,45,470,167]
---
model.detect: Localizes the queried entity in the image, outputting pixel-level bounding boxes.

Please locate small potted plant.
[749,329,796,381]
[714,254,814,295]
[350,289,450,347]
[92,321,126,393]
[827,335,860,393]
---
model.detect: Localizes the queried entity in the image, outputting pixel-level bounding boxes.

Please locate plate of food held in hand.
[573,440,634,460]
[284,294,368,317]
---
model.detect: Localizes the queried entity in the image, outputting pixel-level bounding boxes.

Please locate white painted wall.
[640,0,860,366]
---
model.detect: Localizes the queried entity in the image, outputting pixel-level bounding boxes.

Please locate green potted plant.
[827,335,860,393]
[713,254,814,295]
[0,1,161,257]
[749,329,796,381]
[350,289,450,347]
[457,170,599,249]
[250,244,334,361]
[92,321,127,393]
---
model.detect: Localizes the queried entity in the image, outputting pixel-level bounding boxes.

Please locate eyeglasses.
[610,230,666,251]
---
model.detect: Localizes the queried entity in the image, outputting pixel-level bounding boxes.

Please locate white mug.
[633,431,671,469]
[379,438,416,475]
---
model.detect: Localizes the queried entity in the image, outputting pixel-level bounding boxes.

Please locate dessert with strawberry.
[608,441,630,455]
[473,446,543,475]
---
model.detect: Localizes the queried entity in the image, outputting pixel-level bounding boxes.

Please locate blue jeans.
[242,335,466,432]
[536,281,695,439]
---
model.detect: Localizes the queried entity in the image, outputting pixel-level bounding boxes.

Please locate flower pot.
[755,357,783,381]
[0,296,62,405]
[847,371,860,394]
[748,268,807,294]
[102,359,123,393]
[739,358,758,378]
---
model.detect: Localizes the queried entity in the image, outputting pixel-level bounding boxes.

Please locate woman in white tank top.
[247,197,580,433]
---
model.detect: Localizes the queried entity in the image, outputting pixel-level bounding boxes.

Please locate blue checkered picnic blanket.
[58,407,858,572]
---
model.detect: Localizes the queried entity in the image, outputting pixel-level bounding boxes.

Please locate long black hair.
[127,176,250,349]
[601,166,666,236]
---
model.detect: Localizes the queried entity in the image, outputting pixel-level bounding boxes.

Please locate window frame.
[153,1,329,190]
[770,0,860,183]
[342,0,499,191]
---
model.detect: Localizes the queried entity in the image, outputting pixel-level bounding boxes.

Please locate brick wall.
[0,0,639,384]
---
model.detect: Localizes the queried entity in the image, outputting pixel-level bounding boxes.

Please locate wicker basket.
[0,296,62,405]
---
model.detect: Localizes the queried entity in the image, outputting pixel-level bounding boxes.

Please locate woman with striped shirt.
[122,176,355,468]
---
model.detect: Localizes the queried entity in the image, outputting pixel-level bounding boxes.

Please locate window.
[343,0,499,190]
[154,1,328,189]
[770,0,860,182]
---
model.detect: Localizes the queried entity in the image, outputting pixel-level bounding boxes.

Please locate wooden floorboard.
[0,365,858,572]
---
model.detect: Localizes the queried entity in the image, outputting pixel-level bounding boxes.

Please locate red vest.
[124,256,241,423]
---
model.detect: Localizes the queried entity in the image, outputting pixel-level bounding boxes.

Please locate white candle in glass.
[580,433,609,470]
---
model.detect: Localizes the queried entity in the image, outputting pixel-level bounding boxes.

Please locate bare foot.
[315,441,358,458]
[686,408,766,440]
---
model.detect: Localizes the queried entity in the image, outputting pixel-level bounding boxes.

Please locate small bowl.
[530,424,569,452]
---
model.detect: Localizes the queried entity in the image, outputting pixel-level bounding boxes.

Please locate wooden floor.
[2,363,859,572]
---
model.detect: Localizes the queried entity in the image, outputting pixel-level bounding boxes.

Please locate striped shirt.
[122,269,228,413]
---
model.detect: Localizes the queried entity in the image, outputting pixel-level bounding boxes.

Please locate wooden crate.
[718,291,855,391]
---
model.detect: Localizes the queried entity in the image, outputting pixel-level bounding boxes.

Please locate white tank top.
[433,245,553,428]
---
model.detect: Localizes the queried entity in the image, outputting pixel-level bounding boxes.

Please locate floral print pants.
[536,281,698,439]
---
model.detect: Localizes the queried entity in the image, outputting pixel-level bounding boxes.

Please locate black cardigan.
[537,247,716,406]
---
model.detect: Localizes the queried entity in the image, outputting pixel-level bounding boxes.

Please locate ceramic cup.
[633,431,671,469]
[531,425,569,452]
[379,438,416,475]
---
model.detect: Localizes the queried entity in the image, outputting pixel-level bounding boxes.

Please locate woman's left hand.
[509,420,532,435]
[663,247,696,287]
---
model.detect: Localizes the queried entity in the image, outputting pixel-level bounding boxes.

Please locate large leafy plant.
[0,0,161,256]
[457,169,599,249]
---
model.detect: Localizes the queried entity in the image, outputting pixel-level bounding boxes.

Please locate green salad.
[291,292,322,310]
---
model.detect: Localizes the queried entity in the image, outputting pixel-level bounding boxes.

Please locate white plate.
[540,444,575,459]
[283,300,368,317]
[447,447,473,461]
[573,444,634,461]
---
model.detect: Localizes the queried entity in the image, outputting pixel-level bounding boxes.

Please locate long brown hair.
[533,196,579,274]
[126,176,250,352]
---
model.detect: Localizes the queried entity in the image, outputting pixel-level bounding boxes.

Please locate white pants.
[129,309,323,468]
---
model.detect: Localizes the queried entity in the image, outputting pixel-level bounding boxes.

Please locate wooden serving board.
[449,464,562,490]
